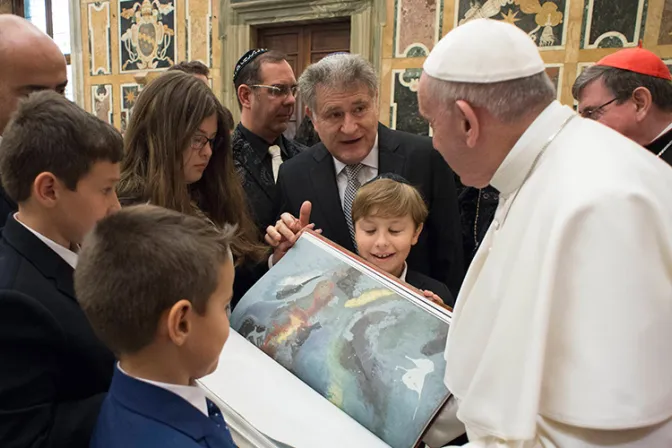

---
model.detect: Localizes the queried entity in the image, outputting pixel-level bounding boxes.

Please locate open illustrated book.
[198,230,452,448]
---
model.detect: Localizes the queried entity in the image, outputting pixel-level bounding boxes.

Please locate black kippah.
[233,48,269,83]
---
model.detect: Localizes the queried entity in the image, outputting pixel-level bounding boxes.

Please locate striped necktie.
[343,164,363,249]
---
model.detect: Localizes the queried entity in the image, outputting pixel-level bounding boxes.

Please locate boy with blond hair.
[75,205,237,448]
[352,174,455,307]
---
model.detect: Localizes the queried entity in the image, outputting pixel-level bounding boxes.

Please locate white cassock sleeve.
[436,192,672,447]
[538,192,672,433]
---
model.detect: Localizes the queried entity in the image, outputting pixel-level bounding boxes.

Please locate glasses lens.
[192,136,206,148]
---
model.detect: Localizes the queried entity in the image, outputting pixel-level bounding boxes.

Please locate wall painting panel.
[91,84,114,124]
[455,0,569,49]
[119,0,176,71]
[88,1,112,75]
[582,0,648,48]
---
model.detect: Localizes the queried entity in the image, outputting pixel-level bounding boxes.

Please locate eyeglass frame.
[190,134,217,150]
[579,97,619,120]
[249,84,298,98]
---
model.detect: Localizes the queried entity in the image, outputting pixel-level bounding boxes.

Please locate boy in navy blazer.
[74,205,238,448]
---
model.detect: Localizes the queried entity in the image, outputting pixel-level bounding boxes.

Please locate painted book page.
[230,232,451,448]
[199,331,388,448]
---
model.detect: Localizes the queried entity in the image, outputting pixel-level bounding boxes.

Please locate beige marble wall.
[77,0,220,131]
[0,0,13,14]
[76,0,672,134]
[380,0,672,133]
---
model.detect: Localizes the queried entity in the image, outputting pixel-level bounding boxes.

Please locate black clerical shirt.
[645,124,672,166]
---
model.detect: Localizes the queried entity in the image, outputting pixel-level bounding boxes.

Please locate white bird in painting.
[396,356,435,419]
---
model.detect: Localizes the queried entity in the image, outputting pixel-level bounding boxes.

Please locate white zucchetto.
[423,18,546,83]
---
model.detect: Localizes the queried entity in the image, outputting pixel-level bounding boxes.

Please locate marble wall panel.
[91,85,114,124]
[395,0,442,57]
[455,0,569,49]
[582,0,647,48]
[185,0,212,66]
[659,0,672,45]
[545,64,563,100]
[88,2,112,75]
[120,83,142,134]
[389,69,429,136]
[0,0,13,14]
[119,0,176,72]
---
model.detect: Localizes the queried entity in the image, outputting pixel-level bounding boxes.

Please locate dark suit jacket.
[92,366,236,448]
[0,184,16,228]
[232,124,306,235]
[0,215,114,447]
[276,123,465,296]
[405,269,455,308]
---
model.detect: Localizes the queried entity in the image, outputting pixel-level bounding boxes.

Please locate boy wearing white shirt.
[74,205,237,448]
[0,90,123,447]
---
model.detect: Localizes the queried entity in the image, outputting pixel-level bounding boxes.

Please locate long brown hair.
[118,71,267,264]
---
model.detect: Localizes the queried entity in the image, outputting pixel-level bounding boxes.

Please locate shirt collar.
[333,133,380,176]
[490,101,574,198]
[14,213,78,269]
[117,363,209,416]
[399,262,408,282]
[237,123,285,159]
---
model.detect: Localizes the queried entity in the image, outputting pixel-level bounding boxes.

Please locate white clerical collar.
[398,262,408,282]
[653,122,672,142]
[333,133,379,175]
[490,101,573,198]
[117,363,209,416]
[14,213,78,269]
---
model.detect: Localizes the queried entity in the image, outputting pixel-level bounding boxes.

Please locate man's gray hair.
[298,53,378,113]
[424,72,556,123]
[572,65,672,112]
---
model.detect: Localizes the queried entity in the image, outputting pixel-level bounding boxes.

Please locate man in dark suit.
[0,15,69,227]
[267,53,465,296]
[231,49,306,236]
[0,92,123,447]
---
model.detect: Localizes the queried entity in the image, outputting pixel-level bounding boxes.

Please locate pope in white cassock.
[418,19,672,447]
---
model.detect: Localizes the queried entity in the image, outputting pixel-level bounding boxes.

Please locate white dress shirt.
[398,262,408,282]
[14,213,78,268]
[268,135,380,269]
[332,134,379,209]
[117,363,209,416]
[441,101,672,447]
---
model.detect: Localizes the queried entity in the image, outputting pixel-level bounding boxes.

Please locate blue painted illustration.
[231,233,451,448]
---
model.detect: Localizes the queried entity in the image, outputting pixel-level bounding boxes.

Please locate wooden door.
[257,19,351,138]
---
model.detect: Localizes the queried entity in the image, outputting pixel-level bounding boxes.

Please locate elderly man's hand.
[265,201,319,264]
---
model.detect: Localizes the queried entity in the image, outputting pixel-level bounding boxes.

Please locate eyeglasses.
[191,135,216,150]
[250,84,298,98]
[580,98,618,120]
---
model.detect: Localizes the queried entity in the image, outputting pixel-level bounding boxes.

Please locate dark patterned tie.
[206,398,226,427]
[343,164,363,249]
